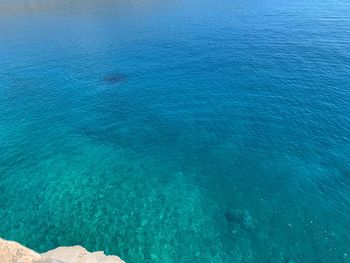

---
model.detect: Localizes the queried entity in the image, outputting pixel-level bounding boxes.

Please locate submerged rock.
[0,238,125,263]
[103,73,126,84]
[225,209,256,232]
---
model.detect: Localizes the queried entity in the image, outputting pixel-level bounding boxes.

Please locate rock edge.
[0,238,125,263]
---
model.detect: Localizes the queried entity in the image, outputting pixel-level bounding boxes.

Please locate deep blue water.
[1,0,350,262]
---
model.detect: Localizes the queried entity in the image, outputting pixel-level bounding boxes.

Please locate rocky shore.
[0,238,125,263]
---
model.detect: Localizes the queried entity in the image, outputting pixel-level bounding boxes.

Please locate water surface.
[1,0,350,262]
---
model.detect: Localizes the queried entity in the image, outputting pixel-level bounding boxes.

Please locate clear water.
[1,0,350,262]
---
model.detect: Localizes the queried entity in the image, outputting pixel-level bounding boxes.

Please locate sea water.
[0,0,350,262]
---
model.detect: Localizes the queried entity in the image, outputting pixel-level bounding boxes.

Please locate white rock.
[0,238,125,263]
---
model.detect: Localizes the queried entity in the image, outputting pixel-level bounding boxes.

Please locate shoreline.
[0,238,125,263]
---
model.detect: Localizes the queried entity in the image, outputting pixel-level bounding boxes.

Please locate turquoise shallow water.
[1,0,350,262]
